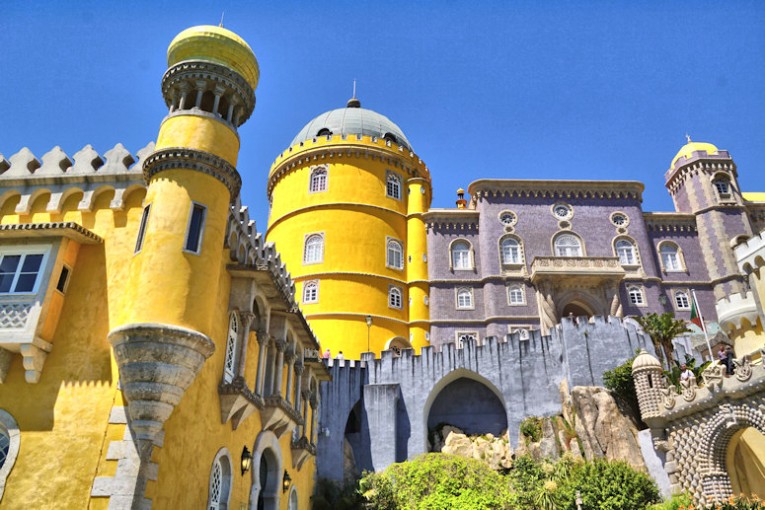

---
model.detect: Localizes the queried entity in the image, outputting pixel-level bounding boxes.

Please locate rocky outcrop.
[433,426,513,470]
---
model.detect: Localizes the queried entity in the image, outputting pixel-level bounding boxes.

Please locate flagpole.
[692,289,713,362]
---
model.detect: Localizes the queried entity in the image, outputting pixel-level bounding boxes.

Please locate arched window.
[386,172,401,199]
[554,233,583,257]
[713,175,731,199]
[500,236,522,265]
[383,132,397,145]
[0,410,20,502]
[303,281,319,304]
[627,285,645,305]
[387,239,403,270]
[674,290,690,310]
[659,242,683,271]
[507,284,525,305]
[288,488,299,510]
[223,312,239,383]
[451,240,473,270]
[389,286,403,309]
[309,167,327,193]
[303,234,324,264]
[615,238,638,266]
[316,128,332,137]
[207,449,232,510]
[456,288,473,309]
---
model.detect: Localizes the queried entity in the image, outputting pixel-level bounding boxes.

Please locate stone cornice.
[0,222,102,244]
[643,213,697,233]
[665,151,736,194]
[467,179,644,203]
[143,147,241,198]
[267,201,406,236]
[291,271,407,286]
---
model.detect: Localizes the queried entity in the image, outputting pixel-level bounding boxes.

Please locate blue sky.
[1,1,763,231]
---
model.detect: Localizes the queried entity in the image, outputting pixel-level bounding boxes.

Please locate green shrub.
[556,459,660,510]
[520,416,543,443]
[311,478,364,510]
[603,354,639,412]
[647,493,692,510]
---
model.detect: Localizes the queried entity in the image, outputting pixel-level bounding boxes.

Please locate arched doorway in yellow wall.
[385,336,412,357]
[727,427,765,498]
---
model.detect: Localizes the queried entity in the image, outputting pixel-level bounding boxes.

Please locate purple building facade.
[425,144,765,349]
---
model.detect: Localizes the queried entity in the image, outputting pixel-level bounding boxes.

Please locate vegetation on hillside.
[635,312,689,366]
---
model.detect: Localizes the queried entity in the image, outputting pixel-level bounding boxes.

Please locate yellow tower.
[267,98,431,358]
[109,25,259,442]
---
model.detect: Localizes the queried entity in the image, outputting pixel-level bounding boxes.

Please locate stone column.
[293,362,304,412]
[272,338,286,397]
[285,351,296,405]
[212,85,226,117]
[309,392,318,445]
[300,388,311,439]
[363,384,401,471]
[194,80,206,108]
[255,329,270,396]
[238,311,254,378]
[536,281,558,335]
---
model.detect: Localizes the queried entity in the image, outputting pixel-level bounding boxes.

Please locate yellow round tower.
[266,98,432,359]
[109,25,259,441]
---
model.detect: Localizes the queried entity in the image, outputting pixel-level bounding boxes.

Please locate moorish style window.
[0,410,20,502]
[389,286,403,309]
[507,284,525,305]
[615,238,639,266]
[303,280,319,304]
[554,233,583,257]
[386,171,402,199]
[207,449,232,510]
[0,249,48,294]
[659,242,684,272]
[500,236,522,265]
[455,331,477,348]
[309,167,328,193]
[223,312,239,383]
[451,240,473,270]
[184,203,207,254]
[456,287,474,309]
[674,290,691,310]
[627,285,645,306]
[303,234,324,264]
[386,239,404,270]
[134,204,151,254]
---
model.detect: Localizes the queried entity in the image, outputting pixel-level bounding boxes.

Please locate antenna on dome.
[219,12,225,27]
[685,133,692,143]
[352,79,357,99]
[347,79,361,108]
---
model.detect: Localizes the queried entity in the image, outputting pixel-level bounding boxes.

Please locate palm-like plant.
[635,312,690,367]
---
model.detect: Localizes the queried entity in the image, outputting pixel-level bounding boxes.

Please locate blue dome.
[290,100,413,151]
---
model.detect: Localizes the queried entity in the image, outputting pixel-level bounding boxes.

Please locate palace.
[1,22,764,509]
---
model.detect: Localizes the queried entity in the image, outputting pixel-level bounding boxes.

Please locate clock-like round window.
[610,212,629,227]
[499,211,517,226]
[552,203,573,220]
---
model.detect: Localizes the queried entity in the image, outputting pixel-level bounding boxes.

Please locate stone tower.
[632,349,665,422]
[108,25,259,442]
[266,99,432,358]
[665,140,753,299]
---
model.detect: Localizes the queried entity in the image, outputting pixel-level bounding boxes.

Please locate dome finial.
[347,79,361,108]
[219,12,225,27]
[685,133,692,143]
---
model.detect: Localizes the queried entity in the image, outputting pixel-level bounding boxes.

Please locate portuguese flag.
[690,295,704,330]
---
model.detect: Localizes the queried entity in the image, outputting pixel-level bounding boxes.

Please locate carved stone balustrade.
[531,256,626,285]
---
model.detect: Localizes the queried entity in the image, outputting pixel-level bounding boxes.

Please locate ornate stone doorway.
[727,427,765,498]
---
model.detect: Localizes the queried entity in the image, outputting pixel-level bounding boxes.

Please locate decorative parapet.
[643,213,698,233]
[142,147,242,198]
[665,150,735,194]
[466,179,644,203]
[716,291,759,333]
[735,229,765,274]
[530,256,625,283]
[423,209,479,232]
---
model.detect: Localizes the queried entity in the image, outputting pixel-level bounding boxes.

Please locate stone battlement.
[735,228,765,273]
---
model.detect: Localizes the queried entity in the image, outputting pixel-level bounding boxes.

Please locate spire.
[219,12,225,27]
[685,133,692,144]
[347,79,361,108]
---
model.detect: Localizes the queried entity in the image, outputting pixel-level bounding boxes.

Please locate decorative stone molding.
[643,213,698,233]
[467,179,644,203]
[219,376,264,430]
[735,229,765,274]
[108,323,215,443]
[0,348,12,383]
[716,291,759,333]
[290,435,315,470]
[261,395,302,438]
[142,147,242,198]
[531,256,626,284]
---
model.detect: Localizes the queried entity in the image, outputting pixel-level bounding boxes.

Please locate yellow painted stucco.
[156,114,240,166]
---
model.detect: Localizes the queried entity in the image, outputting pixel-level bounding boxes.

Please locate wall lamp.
[241,446,252,476]
[282,470,292,493]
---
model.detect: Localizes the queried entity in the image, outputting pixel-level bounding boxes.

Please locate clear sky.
[1,1,763,232]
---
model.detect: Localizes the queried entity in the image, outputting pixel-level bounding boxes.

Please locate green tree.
[635,312,689,366]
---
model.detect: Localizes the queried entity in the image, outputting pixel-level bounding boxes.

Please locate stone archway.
[556,288,605,319]
[727,427,765,498]
[249,431,282,510]
[561,301,594,318]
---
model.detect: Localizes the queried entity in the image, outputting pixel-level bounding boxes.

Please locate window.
[207,450,232,510]
[288,488,299,510]
[184,203,206,254]
[554,234,583,257]
[223,313,239,383]
[456,288,473,309]
[451,241,473,270]
[455,332,477,348]
[135,204,151,253]
[55,266,71,294]
[615,238,638,266]
[303,281,319,304]
[309,167,327,193]
[659,242,683,271]
[500,237,522,265]
[0,251,47,294]
[387,239,404,270]
[386,172,401,199]
[0,410,20,502]
[508,284,525,305]
[675,290,690,310]
[552,203,573,220]
[316,128,332,137]
[610,212,629,227]
[627,285,645,306]
[499,211,517,226]
[713,177,731,198]
[303,234,324,264]
[389,286,403,309]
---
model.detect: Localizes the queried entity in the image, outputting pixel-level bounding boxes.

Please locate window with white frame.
[627,285,645,306]
[389,286,403,309]
[386,171,401,199]
[674,290,690,310]
[303,280,319,304]
[507,284,525,305]
[456,331,477,348]
[456,287,474,309]
[659,242,683,271]
[500,236,522,265]
[0,410,20,501]
[0,249,49,294]
[387,239,404,270]
[309,167,328,193]
[223,312,239,383]
[303,234,324,264]
[134,204,151,254]
[451,240,472,270]
[184,203,207,254]
[207,450,232,510]
[713,176,731,198]
[615,238,638,266]
[554,233,583,257]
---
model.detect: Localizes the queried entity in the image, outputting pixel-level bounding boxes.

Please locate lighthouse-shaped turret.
[108,25,259,443]
[632,349,665,423]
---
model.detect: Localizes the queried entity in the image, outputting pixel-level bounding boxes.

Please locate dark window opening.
[200,91,215,113]
[56,266,70,293]
[316,128,332,137]
[185,203,207,253]
[383,132,397,144]
[135,205,151,253]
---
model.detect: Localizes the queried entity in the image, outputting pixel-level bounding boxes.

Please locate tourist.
[680,364,694,383]
[322,348,331,359]
[336,351,344,361]
[725,345,735,375]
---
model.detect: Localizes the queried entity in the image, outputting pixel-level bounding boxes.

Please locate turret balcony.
[530,256,626,285]
[261,395,303,438]
[716,291,760,334]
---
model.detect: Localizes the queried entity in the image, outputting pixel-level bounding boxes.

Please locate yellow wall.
[156,114,240,166]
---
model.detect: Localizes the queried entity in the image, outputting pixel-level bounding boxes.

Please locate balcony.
[530,256,626,285]
[716,291,760,334]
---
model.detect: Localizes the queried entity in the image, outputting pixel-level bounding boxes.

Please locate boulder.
[441,431,512,470]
